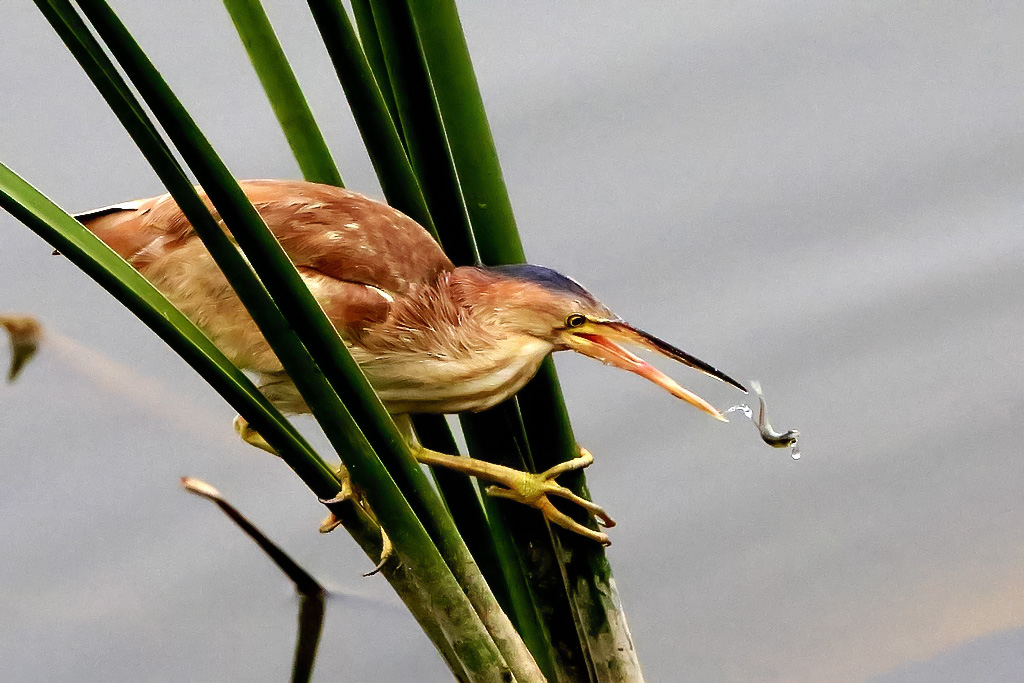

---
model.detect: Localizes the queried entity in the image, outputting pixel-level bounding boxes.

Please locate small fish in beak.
[564,319,746,421]
[725,380,801,459]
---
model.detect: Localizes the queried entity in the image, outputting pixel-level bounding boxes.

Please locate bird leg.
[412,445,616,545]
[231,414,393,575]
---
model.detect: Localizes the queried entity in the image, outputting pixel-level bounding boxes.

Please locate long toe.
[536,499,611,546]
[545,484,616,528]
[485,480,614,544]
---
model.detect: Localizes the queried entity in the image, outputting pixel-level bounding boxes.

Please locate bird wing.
[75,179,454,295]
[241,179,454,294]
[74,180,456,348]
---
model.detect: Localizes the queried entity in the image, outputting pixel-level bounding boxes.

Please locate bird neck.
[349,268,556,414]
[351,267,505,357]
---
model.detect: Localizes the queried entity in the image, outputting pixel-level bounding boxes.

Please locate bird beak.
[564,321,747,422]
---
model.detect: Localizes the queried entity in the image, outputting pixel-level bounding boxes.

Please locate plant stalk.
[406,1,644,678]
[222,0,344,186]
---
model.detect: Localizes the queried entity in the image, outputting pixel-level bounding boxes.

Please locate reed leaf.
[222,0,344,187]
[365,0,478,267]
[357,6,578,667]
[349,0,402,138]
[222,0,505,610]
[182,477,327,597]
[350,0,527,626]
[402,0,524,263]
[291,592,327,683]
[367,1,593,678]
[459,408,589,682]
[518,363,643,680]
[304,0,434,237]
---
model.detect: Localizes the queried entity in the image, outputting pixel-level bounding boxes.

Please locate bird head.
[459,265,747,421]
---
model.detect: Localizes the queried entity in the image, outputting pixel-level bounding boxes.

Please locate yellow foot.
[417,446,615,545]
[485,448,615,545]
[318,467,393,576]
[232,415,277,455]
[317,471,354,534]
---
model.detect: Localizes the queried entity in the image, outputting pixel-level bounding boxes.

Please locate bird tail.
[53,201,145,257]
[73,200,145,224]
[58,200,160,263]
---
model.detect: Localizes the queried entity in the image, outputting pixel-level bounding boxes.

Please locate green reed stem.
[222,0,344,186]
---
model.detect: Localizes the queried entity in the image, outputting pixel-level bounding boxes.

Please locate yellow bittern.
[75,179,746,545]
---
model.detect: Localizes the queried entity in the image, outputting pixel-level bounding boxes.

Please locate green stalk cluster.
[4,0,645,680]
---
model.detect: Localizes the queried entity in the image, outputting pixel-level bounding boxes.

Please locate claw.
[319,482,354,507]
[320,509,393,575]
[545,482,616,528]
[319,474,355,532]
[363,528,393,577]
[318,469,393,575]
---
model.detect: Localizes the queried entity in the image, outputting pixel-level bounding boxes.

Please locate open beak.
[564,320,747,422]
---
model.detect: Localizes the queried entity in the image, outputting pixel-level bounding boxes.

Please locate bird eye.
[565,314,587,328]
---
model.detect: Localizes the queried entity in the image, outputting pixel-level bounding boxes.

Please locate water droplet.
[791,445,801,460]
[725,403,753,420]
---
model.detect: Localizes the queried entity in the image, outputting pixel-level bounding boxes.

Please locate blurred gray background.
[3,1,1024,681]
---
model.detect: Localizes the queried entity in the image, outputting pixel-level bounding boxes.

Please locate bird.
[74,178,747,545]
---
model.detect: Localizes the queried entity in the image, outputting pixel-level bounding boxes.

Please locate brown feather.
[75,180,452,376]
[77,179,453,290]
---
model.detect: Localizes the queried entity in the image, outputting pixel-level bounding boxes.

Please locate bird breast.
[353,335,555,414]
